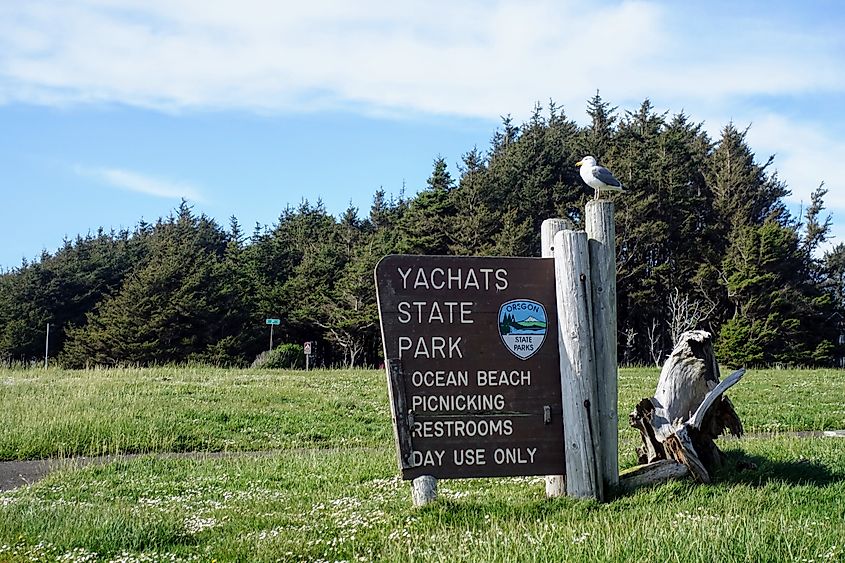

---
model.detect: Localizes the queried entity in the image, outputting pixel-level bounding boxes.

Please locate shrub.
[252,344,305,369]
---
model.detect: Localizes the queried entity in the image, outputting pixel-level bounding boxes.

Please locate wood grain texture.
[541,218,571,498]
[585,200,619,490]
[553,230,602,500]
[618,460,690,491]
[412,475,437,507]
[541,218,574,259]
[629,331,745,484]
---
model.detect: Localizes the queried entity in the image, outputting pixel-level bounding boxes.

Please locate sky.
[2,0,845,270]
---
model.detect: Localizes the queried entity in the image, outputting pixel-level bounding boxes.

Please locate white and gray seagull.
[576,155,625,199]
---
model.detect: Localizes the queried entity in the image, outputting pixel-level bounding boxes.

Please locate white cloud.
[5,1,845,240]
[730,113,845,255]
[2,1,841,118]
[75,165,205,202]
[745,114,845,208]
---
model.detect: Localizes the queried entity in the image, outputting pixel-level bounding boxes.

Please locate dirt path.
[1,432,843,492]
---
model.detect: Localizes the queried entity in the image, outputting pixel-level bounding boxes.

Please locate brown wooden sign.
[375,255,565,480]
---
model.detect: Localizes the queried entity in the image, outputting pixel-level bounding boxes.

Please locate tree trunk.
[619,460,690,492]
[626,330,745,486]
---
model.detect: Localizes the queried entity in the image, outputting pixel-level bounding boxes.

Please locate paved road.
[1,458,66,491]
[0,451,267,492]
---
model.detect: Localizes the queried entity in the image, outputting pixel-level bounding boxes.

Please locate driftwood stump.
[626,330,745,486]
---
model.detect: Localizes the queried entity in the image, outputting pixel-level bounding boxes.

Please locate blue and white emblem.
[498,299,547,360]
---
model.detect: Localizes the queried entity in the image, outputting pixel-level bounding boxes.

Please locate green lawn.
[0,366,844,562]
[2,367,843,462]
[0,367,391,461]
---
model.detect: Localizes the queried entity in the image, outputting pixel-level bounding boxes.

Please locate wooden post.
[585,200,619,492]
[386,358,438,506]
[541,218,573,260]
[541,218,572,498]
[553,230,603,500]
[412,475,437,507]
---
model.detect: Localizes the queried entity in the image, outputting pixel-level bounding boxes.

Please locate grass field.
[0,367,390,461]
[1,367,844,562]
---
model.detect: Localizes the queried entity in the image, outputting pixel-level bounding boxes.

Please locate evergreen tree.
[1,96,839,369]
[484,103,582,256]
[710,132,836,366]
[824,243,845,309]
[61,203,243,366]
[800,184,832,278]
[582,91,618,163]
[0,228,140,363]
[0,262,53,363]
[709,123,789,240]
[399,157,455,254]
[447,147,498,255]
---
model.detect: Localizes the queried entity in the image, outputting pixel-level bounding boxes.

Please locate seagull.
[576,156,625,199]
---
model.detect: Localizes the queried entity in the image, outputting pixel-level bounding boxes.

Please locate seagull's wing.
[592,166,622,188]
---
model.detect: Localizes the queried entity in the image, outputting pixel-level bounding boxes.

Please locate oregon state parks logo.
[498,299,548,360]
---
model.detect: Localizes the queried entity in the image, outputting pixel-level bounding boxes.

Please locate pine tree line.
[2,95,843,368]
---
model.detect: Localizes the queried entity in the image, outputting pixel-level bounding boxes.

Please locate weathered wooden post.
[585,200,619,492]
[384,358,437,507]
[541,218,572,498]
[412,475,437,507]
[553,230,603,500]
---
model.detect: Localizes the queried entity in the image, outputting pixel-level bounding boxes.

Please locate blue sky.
[2,0,845,270]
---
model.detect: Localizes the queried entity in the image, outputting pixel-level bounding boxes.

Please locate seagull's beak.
[575,160,583,167]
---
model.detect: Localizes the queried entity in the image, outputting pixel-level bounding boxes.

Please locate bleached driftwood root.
[618,460,690,491]
[623,330,745,489]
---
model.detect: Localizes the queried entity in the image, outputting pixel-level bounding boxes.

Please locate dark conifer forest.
[3,96,844,368]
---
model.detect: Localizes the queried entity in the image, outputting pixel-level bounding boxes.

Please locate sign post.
[375,255,565,499]
[553,230,603,501]
[265,318,280,351]
[377,209,618,505]
[304,341,313,370]
[541,218,573,497]
[586,201,619,493]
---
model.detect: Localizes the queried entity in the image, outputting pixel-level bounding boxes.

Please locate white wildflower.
[183,515,218,534]
[57,547,99,562]
[572,531,590,544]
